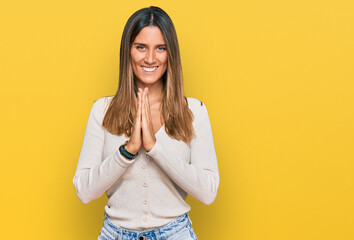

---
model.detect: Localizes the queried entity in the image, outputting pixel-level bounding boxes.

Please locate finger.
[143,88,149,112]
[136,88,141,101]
[129,91,143,152]
[138,91,142,122]
[143,90,150,127]
[141,88,156,152]
[132,92,141,137]
[137,91,142,141]
[141,90,146,125]
[137,91,142,117]
[136,91,143,127]
[145,89,153,127]
[145,90,151,119]
[142,88,147,108]
[133,92,139,125]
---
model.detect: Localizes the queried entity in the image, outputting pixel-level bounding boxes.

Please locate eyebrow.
[132,43,167,47]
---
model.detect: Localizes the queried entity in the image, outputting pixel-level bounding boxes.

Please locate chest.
[150,105,163,135]
[102,128,191,177]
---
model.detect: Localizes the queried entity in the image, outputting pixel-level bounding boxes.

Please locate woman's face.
[131,26,168,87]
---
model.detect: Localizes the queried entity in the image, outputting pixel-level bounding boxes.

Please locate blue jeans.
[97,212,197,240]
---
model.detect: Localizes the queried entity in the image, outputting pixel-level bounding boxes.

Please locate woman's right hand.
[125,88,143,155]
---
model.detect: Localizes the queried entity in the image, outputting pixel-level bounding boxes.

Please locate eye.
[136,45,145,50]
[157,46,166,51]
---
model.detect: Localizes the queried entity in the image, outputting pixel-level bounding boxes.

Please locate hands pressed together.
[125,87,157,155]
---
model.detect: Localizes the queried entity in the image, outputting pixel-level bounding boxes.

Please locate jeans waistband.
[102,212,191,239]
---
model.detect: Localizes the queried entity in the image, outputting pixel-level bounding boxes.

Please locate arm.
[72,97,136,204]
[146,102,220,205]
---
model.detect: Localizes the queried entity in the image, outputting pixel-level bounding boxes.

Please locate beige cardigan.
[73,96,220,230]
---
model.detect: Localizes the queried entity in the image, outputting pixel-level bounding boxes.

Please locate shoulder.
[186,97,209,119]
[186,97,204,106]
[186,97,212,131]
[91,96,114,116]
[186,97,204,111]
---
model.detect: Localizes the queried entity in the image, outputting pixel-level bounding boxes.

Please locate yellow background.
[1,0,353,239]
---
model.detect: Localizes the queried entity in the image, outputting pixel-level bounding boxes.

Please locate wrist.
[125,141,139,155]
[119,141,139,160]
[145,140,156,153]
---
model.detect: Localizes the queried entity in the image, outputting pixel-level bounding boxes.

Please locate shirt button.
[143,182,148,187]
[143,199,148,205]
[142,163,146,169]
[143,217,148,222]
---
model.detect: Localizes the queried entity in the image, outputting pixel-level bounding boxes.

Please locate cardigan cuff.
[146,140,161,158]
[113,148,137,167]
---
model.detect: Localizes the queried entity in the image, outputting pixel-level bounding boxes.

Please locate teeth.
[142,66,158,72]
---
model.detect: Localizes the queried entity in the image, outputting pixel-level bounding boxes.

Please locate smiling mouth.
[141,66,158,72]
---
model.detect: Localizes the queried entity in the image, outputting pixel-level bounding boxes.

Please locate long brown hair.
[102,6,194,143]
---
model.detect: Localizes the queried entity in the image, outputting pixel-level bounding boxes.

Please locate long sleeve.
[146,101,220,205]
[72,97,136,204]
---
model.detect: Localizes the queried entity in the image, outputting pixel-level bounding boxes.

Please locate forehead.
[133,26,165,44]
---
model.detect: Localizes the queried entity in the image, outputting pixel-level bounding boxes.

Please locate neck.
[135,79,164,104]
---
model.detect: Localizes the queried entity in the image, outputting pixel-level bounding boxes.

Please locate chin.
[137,76,162,85]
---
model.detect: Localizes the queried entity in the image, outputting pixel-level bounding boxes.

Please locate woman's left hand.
[141,87,157,152]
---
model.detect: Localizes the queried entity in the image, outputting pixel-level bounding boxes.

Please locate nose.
[144,49,156,64]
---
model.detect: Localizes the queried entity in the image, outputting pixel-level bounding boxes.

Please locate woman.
[73,6,220,240]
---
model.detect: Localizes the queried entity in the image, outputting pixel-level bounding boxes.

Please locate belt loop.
[155,229,161,240]
[118,229,122,240]
[187,213,193,225]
